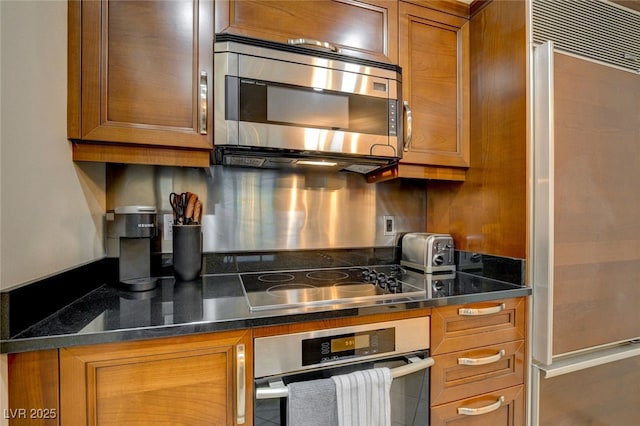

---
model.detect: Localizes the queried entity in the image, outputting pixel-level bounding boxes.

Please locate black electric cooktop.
[240,265,427,311]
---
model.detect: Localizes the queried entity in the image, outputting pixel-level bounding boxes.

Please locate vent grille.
[532,0,640,72]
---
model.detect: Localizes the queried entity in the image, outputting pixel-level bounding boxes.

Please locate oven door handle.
[255,356,434,400]
[391,356,434,378]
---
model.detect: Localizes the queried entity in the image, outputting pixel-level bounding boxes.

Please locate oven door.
[254,352,432,426]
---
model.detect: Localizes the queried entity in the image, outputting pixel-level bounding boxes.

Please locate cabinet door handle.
[288,38,339,52]
[236,343,246,424]
[458,349,506,366]
[458,396,505,416]
[458,303,506,316]
[403,101,412,152]
[199,71,208,135]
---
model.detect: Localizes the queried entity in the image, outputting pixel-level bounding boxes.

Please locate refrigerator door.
[531,347,640,425]
[532,41,640,365]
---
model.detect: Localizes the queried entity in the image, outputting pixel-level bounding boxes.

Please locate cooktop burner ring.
[305,271,350,281]
[266,283,320,297]
[257,273,296,283]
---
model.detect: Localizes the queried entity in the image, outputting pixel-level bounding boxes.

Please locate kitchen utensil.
[184,192,198,224]
[193,200,202,224]
[170,192,187,224]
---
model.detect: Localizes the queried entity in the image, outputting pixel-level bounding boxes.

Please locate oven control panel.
[254,316,429,378]
[302,327,395,365]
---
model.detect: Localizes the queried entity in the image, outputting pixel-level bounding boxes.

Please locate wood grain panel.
[431,340,525,406]
[431,384,525,426]
[426,0,527,259]
[8,350,60,426]
[106,1,194,128]
[553,261,640,355]
[90,351,229,425]
[401,0,470,18]
[216,0,398,63]
[398,164,466,181]
[399,1,470,168]
[610,0,640,13]
[67,1,82,139]
[431,298,526,355]
[72,142,210,168]
[60,330,252,426]
[70,0,213,152]
[551,52,640,356]
[538,355,640,425]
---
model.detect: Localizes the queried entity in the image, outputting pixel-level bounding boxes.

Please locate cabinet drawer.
[431,340,525,406]
[431,298,526,355]
[430,384,525,426]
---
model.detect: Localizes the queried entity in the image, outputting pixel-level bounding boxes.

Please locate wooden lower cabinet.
[59,330,252,426]
[7,350,60,426]
[431,298,526,355]
[430,298,527,425]
[431,340,525,406]
[431,385,525,426]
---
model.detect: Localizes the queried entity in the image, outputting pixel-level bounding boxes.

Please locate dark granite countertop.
[0,248,530,354]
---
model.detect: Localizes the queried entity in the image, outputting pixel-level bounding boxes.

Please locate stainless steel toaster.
[401,232,455,273]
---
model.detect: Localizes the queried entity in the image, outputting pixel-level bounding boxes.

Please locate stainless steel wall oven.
[253,317,433,425]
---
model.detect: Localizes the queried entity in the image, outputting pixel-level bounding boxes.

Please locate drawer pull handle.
[458,396,505,416]
[458,350,506,366]
[458,303,506,316]
[236,343,246,424]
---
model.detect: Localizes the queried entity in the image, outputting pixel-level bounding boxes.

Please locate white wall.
[0,0,105,292]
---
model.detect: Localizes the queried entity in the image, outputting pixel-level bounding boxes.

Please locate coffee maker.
[107,205,158,291]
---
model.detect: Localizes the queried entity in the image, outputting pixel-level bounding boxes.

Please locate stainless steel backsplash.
[106,164,426,254]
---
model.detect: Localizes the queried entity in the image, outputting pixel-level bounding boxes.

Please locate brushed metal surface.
[106,164,427,255]
[532,41,554,366]
[253,316,430,378]
[213,38,402,166]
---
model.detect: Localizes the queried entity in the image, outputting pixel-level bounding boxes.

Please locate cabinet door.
[68,0,213,166]
[7,350,60,426]
[431,385,525,426]
[59,330,252,426]
[398,1,469,171]
[215,0,398,63]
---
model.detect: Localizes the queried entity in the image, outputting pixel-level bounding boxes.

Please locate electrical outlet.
[383,215,395,236]
[163,214,174,240]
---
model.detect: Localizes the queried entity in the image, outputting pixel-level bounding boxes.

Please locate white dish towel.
[331,367,393,426]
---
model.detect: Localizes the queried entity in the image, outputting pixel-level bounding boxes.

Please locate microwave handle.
[403,101,412,152]
[288,38,340,53]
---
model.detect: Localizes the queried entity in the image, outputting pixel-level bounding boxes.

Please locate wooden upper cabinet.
[215,0,398,64]
[68,0,214,167]
[398,1,469,177]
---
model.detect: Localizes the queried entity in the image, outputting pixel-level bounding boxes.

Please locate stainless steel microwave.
[213,34,403,175]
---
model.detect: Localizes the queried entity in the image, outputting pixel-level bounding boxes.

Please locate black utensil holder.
[172,225,202,281]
